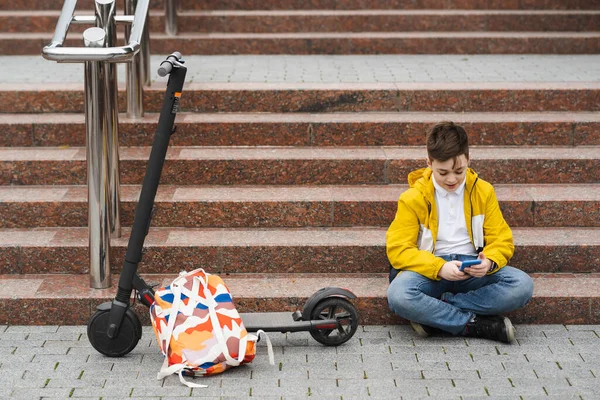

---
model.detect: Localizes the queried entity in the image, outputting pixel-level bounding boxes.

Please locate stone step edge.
[4,112,599,147]
[3,82,599,114]
[2,145,599,161]
[2,226,599,247]
[3,111,600,124]
[2,183,600,203]
[4,10,600,16]
[5,31,600,38]
[1,272,598,325]
[4,82,600,91]
[1,0,598,11]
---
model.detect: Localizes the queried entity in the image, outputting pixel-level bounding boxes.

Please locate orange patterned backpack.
[150,268,273,387]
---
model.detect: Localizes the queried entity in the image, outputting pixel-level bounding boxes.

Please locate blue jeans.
[387,254,534,335]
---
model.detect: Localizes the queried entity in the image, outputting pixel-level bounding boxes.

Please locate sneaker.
[463,315,515,344]
[410,321,437,338]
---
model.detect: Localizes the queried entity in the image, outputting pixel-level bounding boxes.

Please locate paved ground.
[1,323,600,399]
[3,54,600,84]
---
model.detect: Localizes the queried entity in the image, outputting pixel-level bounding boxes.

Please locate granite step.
[1,226,598,275]
[179,0,600,10]
[1,272,599,325]
[2,0,596,11]
[0,0,164,10]
[2,112,599,147]
[2,10,598,33]
[4,31,599,55]
[2,83,599,113]
[158,10,600,33]
[1,146,598,186]
[1,184,599,229]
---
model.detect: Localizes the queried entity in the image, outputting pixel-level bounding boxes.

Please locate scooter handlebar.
[157,52,183,77]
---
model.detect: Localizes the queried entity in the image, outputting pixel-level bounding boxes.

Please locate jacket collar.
[409,167,478,198]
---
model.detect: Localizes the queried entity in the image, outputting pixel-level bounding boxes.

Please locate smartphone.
[459,259,482,272]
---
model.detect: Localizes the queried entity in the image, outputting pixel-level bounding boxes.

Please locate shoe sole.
[502,317,516,343]
[410,321,429,338]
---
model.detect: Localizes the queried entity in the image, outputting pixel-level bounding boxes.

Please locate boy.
[386,122,533,343]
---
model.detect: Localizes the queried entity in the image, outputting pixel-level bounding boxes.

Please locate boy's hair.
[426,122,469,167]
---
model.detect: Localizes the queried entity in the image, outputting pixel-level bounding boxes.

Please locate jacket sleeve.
[481,187,514,271]
[386,193,446,280]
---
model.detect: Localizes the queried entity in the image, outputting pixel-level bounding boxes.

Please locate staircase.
[0,0,599,326]
[2,0,600,54]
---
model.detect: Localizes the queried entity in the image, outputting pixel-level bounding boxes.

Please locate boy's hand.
[438,261,470,281]
[461,253,492,278]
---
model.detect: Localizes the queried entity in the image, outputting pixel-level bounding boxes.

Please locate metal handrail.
[42,0,149,62]
[165,0,178,36]
[41,0,151,289]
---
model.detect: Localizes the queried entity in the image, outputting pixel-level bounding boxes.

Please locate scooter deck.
[240,312,313,333]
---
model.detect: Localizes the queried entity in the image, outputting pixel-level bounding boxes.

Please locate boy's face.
[427,154,469,193]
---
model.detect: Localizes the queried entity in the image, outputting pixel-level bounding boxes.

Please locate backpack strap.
[250,330,275,365]
[196,273,247,366]
[157,273,210,388]
[160,275,184,357]
[195,273,275,368]
[157,357,208,388]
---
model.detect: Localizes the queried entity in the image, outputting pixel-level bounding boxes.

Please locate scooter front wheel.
[87,304,142,357]
[309,297,358,346]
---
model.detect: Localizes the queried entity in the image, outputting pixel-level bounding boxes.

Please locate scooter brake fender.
[301,287,357,320]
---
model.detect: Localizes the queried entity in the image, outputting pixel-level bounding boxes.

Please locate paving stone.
[26,332,83,341]
[102,398,160,400]
[4,377,48,389]
[525,351,587,363]
[5,326,59,333]
[132,385,194,397]
[517,336,575,346]
[518,396,586,400]
[22,369,85,380]
[0,332,28,341]
[0,340,46,348]
[95,354,144,366]
[32,354,90,365]
[544,329,600,339]
[427,383,489,398]
[9,387,73,398]
[347,378,396,398]
[45,377,105,388]
[566,325,600,331]
[421,369,481,379]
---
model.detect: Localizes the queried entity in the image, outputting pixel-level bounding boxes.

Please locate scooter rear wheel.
[309,297,358,346]
[87,306,142,357]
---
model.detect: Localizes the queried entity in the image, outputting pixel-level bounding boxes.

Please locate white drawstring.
[253,330,275,365]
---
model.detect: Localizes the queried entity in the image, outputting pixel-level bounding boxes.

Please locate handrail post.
[84,26,111,289]
[125,0,144,117]
[165,0,177,36]
[142,11,151,86]
[96,0,122,239]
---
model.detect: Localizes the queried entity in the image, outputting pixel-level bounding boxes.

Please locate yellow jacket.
[386,167,514,280]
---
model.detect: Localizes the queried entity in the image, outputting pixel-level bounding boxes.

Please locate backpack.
[150,268,274,387]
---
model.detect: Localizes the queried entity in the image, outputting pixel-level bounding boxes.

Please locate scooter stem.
[107,52,187,339]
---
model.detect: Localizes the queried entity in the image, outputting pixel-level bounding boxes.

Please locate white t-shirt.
[432,176,477,256]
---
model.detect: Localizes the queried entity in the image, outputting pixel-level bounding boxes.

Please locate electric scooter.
[87,52,359,357]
